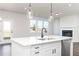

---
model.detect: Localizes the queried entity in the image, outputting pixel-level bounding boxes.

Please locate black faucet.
[41,27,47,38]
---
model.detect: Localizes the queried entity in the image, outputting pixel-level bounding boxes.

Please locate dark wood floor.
[73,42,79,56]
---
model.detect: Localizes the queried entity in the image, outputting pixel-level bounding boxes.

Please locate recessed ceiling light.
[56,14,59,16]
[0,17,2,21]
[68,4,72,7]
[25,8,27,10]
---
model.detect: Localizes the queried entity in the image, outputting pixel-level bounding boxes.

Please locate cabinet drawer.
[30,41,61,56]
[31,41,61,52]
[31,47,61,56]
[30,45,41,52]
[31,51,40,56]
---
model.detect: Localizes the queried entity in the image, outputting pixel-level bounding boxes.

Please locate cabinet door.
[31,48,53,56]
[39,48,53,56]
[40,41,61,56]
[12,42,30,56]
[30,41,61,56]
[39,47,61,56]
[52,47,61,56]
[0,44,11,56]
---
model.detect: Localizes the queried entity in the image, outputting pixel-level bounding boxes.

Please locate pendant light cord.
[29,3,32,11]
[50,3,52,16]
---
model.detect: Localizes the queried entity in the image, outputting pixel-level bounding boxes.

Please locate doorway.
[3,21,12,40]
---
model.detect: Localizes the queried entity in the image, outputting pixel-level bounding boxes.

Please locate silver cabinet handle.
[35,47,39,49]
[35,52,39,54]
[52,49,54,54]
[54,49,56,53]
[52,49,56,54]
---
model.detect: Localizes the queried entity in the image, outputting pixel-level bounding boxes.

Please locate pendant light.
[48,3,54,22]
[27,3,36,31]
[28,3,33,20]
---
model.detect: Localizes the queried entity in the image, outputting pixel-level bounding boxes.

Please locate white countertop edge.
[0,40,11,45]
[11,36,72,47]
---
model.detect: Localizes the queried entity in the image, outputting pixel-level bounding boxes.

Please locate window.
[44,21,48,28]
[37,20,43,32]
[30,19,48,32]
[37,20,43,28]
[3,21,11,39]
[30,20,36,32]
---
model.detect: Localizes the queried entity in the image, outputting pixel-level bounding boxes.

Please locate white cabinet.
[12,41,61,56]
[30,41,61,56]
[0,44,11,56]
[12,42,30,56]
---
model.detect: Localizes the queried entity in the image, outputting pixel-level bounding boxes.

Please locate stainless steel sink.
[38,38,47,40]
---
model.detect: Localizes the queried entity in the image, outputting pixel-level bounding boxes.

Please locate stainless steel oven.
[62,30,72,37]
[61,30,72,56]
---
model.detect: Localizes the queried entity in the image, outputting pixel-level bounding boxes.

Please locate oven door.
[62,30,72,37]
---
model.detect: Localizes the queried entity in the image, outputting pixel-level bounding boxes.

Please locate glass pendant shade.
[48,3,54,22]
[28,10,33,20]
[48,15,54,22]
[27,3,33,20]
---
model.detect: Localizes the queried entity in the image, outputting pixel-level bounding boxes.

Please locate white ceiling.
[0,3,79,18]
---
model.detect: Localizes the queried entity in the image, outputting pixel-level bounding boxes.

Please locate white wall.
[0,10,53,38]
[60,15,78,27]
[53,17,60,35]
[48,18,54,35]
[1,10,79,42]
[53,14,79,42]
[0,10,29,38]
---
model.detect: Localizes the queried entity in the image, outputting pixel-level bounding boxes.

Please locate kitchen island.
[11,35,72,56]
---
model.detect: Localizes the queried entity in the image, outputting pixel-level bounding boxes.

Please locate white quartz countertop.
[11,35,72,47]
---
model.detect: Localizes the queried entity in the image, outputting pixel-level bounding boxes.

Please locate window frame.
[30,19,48,32]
